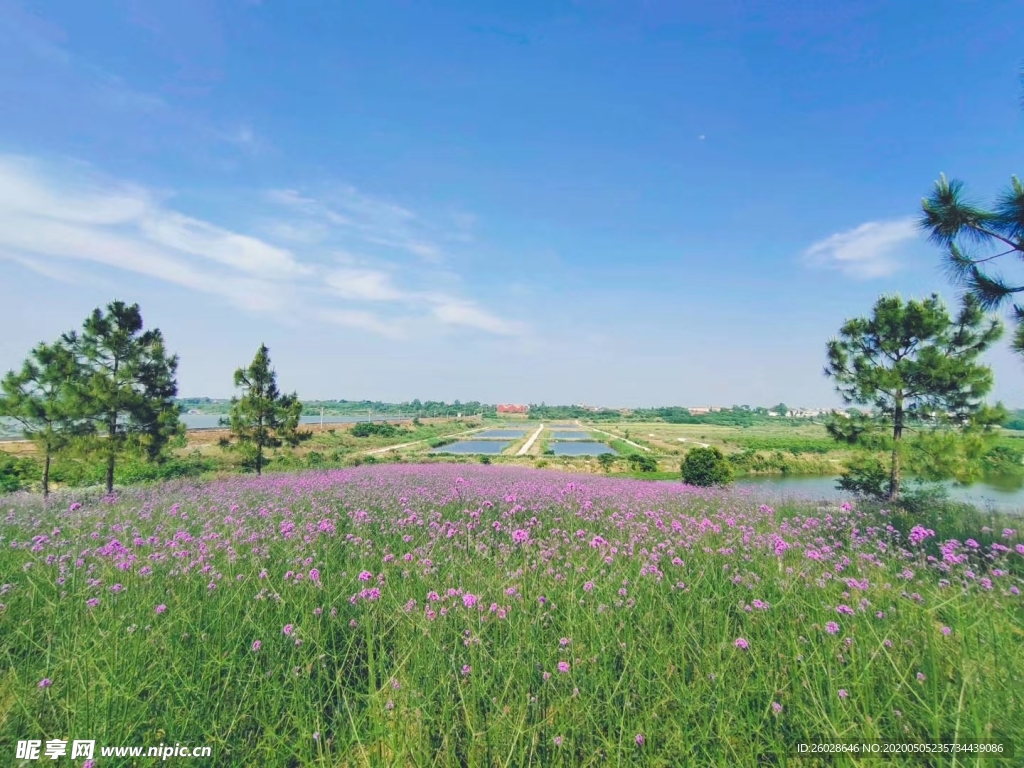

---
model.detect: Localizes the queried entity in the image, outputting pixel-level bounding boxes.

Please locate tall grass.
[1,465,1021,765]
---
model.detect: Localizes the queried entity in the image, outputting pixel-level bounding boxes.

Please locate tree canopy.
[824,293,1003,501]
[61,301,181,494]
[0,341,83,496]
[224,344,305,475]
[921,173,1024,356]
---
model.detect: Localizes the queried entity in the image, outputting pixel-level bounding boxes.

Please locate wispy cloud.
[802,217,919,279]
[265,184,447,263]
[0,154,524,339]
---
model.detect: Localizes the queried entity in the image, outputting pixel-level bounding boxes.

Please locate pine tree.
[0,341,83,497]
[824,293,1003,501]
[62,301,182,494]
[224,344,304,475]
[920,174,1024,356]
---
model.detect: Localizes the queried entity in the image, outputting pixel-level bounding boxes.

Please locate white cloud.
[325,268,407,301]
[802,217,919,279]
[0,154,525,339]
[264,184,446,262]
[430,300,524,336]
[318,309,407,339]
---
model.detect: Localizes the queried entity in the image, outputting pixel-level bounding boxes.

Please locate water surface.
[431,441,513,455]
[551,442,616,456]
[661,474,1024,514]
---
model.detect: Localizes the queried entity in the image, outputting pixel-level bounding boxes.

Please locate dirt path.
[516,424,545,456]
[586,425,652,452]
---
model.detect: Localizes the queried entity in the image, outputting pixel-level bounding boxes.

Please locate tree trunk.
[42,450,51,499]
[256,445,263,476]
[887,398,903,502]
[106,414,117,494]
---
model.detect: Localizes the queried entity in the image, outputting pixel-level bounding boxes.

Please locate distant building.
[497,404,529,414]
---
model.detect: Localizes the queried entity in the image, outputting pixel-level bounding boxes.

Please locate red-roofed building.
[497,404,529,414]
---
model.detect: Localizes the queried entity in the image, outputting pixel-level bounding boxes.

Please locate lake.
[662,474,1024,514]
[548,431,591,440]
[552,442,616,456]
[431,441,513,455]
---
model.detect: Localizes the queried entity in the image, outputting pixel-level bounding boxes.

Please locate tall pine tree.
[62,301,182,494]
[225,344,304,475]
[0,341,83,497]
[824,293,1003,501]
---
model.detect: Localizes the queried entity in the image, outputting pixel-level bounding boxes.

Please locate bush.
[351,422,401,438]
[0,453,38,493]
[479,455,491,464]
[836,454,889,498]
[597,453,616,472]
[681,446,732,486]
[306,451,325,468]
[627,454,658,473]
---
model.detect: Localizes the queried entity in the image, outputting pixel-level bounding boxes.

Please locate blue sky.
[1,0,1022,408]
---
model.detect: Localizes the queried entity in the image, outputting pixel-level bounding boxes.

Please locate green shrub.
[351,422,401,438]
[627,454,658,473]
[479,455,492,464]
[0,453,38,493]
[597,453,616,472]
[681,446,732,486]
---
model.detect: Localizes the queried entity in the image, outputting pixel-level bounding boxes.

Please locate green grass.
[1,467,1021,765]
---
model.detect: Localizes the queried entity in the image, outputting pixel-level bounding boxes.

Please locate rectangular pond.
[551,441,617,456]
[474,430,528,439]
[548,431,591,439]
[431,440,513,455]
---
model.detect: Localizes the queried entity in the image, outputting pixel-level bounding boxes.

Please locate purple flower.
[558,661,570,673]
[283,624,294,636]
[358,570,373,582]
[86,598,100,608]
[38,678,52,688]
[917,672,926,682]
[635,733,645,746]
[941,626,951,636]
[462,593,478,608]
[771,702,782,714]
[838,689,848,699]
[511,529,530,544]
[461,665,471,676]
[734,637,749,650]
[155,604,167,614]
[251,640,262,652]
[825,622,840,635]
[554,736,564,747]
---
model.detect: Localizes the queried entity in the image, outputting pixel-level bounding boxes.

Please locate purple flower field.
[2,464,1022,765]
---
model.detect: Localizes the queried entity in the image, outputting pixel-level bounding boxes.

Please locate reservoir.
[431,440,513,455]
[474,430,527,439]
[548,431,591,440]
[552,442,616,456]
[662,474,1024,514]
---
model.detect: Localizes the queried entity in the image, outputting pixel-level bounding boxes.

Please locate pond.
[548,431,591,440]
[430,441,513,455]
[474,430,528,439]
[661,474,1024,514]
[551,442,616,456]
